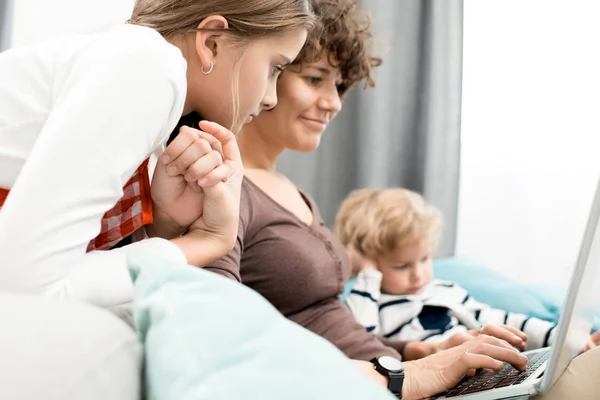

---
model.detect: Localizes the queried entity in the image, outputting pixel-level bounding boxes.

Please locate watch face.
[378,356,404,372]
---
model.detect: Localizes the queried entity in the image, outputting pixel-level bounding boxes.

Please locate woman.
[205,0,523,360]
[0,0,314,308]
[204,0,600,398]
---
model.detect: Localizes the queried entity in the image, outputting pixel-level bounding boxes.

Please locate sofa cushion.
[128,249,394,400]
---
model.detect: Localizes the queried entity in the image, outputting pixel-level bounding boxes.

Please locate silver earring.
[201,61,214,75]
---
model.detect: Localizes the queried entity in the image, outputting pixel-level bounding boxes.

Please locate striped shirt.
[345,270,556,350]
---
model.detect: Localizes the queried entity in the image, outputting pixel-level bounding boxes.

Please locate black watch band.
[370,356,404,399]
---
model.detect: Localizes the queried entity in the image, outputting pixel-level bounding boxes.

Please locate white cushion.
[0,293,142,400]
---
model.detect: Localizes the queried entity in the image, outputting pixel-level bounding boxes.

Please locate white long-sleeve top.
[0,24,188,307]
[346,270,556,350]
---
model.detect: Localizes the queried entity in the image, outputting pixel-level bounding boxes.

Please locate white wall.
[9,0,134,48]
[457,0,600,286]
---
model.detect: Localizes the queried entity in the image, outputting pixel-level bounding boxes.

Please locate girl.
[0,0,314,308]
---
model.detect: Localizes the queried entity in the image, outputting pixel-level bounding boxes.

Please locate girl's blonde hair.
[129,0,315,130]
[334,188,443,259]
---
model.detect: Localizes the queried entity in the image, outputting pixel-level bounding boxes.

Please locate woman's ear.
[194,15,229,71]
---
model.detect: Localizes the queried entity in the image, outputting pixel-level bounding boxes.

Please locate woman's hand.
[440,325,528,352]
[170,121,244,266]
[402,335,528,400]
[402,325,528,361]
[148,124,232,239]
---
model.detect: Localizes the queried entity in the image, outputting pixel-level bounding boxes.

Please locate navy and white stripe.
[345,271,556,350]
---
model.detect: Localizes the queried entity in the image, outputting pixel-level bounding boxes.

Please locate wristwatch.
[370,356,404,399]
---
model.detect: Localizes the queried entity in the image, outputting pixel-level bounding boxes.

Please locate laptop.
[433,177,600,399]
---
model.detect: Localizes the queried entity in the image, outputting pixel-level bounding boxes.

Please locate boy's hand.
[582,330,600,353]
[402,325,528,361]
[346,244,378,274]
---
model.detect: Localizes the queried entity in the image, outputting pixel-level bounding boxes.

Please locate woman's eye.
[394,264,409,270]
[305,76,322,85]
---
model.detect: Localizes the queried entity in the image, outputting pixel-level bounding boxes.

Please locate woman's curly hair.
[292,0,382,96]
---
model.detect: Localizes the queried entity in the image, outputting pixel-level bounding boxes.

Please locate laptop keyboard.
[442,349,550,397]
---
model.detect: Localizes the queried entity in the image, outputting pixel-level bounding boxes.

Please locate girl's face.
[247,56,343,151]
[188,22,308,133]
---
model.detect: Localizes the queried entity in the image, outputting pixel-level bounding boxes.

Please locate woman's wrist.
[365,358,415,399]
[372,368,389,388]
[400,362,421,400]
[351,359,389,389]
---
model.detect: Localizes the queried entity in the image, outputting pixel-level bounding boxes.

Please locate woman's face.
[248,56,344,152]
[189,27,308,133]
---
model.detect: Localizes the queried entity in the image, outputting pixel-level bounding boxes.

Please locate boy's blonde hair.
[334,188,443,259]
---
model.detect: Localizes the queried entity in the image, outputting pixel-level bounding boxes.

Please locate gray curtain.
[0,0,13,51]
[278,0,463,257]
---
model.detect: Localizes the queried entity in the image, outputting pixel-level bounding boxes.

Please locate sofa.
[2,256,594,400]
[0,293,141,400]
[0,247,394,400]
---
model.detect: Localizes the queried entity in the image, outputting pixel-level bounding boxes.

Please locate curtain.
[0,0,13,51]
[278,0,464,256]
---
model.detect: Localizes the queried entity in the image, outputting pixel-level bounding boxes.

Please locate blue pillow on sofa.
[433,257,561,323]
[128,246,394,400]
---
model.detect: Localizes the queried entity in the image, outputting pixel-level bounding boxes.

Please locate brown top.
[205,178,404,361]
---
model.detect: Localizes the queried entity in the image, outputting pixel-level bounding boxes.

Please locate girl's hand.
[148,124,231,239]
[170,121,244,266]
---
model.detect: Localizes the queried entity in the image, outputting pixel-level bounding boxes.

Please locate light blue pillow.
[433,257,561,322]
[433,257,600,331]
[128,247,394,400]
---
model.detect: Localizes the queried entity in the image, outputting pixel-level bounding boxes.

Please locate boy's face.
[376,240,434,296]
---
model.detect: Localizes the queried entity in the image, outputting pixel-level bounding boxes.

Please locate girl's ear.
[194,15,229,72]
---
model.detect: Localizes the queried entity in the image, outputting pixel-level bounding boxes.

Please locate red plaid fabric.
[0,159,154,252]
